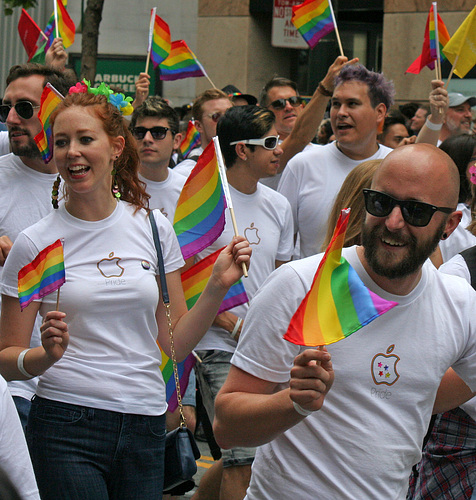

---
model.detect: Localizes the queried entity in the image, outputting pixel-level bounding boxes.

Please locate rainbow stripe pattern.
[150,13,171,68]
[34,84,63,163]
[159,40,206,81]
[181,246,248,314]
[56,0,75,48]
[429,6,450,61]
[179,120,201,159]
[291,0,335,49]
[18,239,65,311]
[173,141,226,260]
[284,209,398,347]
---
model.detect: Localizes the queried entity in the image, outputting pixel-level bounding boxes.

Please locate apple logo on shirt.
[370,344,400,386]
[244,223,261,245]
[97,252,125,278]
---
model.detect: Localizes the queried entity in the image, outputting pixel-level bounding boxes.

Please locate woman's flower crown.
[69,80,134,116]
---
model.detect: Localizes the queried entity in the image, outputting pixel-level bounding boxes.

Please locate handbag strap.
[148,211,186,427]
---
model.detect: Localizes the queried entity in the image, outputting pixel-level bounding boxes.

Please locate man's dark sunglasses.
[269,96,302,110]
[363,189,454,227]
[131,126,174,140]
[0,101,40,123]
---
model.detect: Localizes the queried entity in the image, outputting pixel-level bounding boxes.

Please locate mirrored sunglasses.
[230,135,280,151]
[131,126,172,140]
[363,189,454,227]
[0,101,40,123]
[269,96,302,110]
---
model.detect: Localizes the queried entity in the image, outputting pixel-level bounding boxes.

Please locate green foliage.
[3,0,38,15]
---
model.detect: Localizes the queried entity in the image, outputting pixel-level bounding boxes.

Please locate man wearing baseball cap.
[439,92,476,143]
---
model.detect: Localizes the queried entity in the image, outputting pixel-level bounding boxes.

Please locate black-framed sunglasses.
[269,96,302,110]
[131,126,173,141]
[230,135,280,151]
[363,189,454,227]
[0,101,40,123]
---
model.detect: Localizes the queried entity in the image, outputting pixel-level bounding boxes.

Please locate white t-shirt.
[277,143,392,258]
[1,202,184,415]
[0,131,9,156]
[139,169,186,221]
[232,246,476,499]
[0,153,58,400]
[173,146,204,178]
[439,203,476,263]
[195,183,294,353]
[0,375,39,499]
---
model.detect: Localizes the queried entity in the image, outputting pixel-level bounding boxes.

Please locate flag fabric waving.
[173,141,226,260]
[55,0,75,48]
[150,13,171,68]
[284,209,398,347]
[18,9,42,60]
[406,6,450,74]
[179,120,201,159]
[291,0,335,49]
[18,239,66,311]
[429,4,450,61]
[181,247,248,314]
[34,84,63,163]
[159,40,207,81]
[443,6,476,78]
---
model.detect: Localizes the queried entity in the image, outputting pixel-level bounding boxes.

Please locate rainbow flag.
[159,348,195,413]
[34,84,63,163]
[55,0,75,48]
[159,40,207,81]
[179,120,201,159]
[429,3,450,61]
[406,6,450,74]
[150,12,171,68]
[291,0,335,49]
[284,209,398,347]
[173,141,226,260]
[18,239,66,311]
[182,247,248,314]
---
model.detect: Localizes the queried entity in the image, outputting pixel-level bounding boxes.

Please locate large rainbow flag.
[18,239,66,311]
[150,12,171,68]
[181,247,248,314]
[291,0,335,49]
[34,84,63,163]
[284,209,398,347]
[159,40,206,81]
[179,120,201,159]
[173,141,226,260]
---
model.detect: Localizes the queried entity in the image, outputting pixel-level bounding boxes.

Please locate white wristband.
[230,317,243,341]
[293,401,314,417]
[17,349,34,379]
[425,118,443,131]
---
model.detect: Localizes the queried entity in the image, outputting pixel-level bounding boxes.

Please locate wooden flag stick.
[54,0,59,38]
[55,287,61,311]
[145,8,156,74]
[40,29,48,41]
[328,0,344,57]
[213,136,248,278]
[445,54,459,89]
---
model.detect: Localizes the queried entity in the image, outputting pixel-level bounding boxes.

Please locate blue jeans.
[12,395,31,434]
[27,396,166,500]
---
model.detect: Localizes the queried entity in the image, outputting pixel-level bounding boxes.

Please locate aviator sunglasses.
[131,126,174,140]
[0,101,40,123]
[230,135,280,151]
[269,96,302,110]
[363,189,454,227]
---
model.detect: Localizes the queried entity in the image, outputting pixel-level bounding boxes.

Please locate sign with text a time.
[272,0,309,49]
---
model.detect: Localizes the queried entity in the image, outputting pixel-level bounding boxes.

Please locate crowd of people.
[0,37,476,500]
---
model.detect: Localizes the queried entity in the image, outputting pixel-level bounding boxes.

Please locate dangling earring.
[52,175,61,209]
[112,156,121,199]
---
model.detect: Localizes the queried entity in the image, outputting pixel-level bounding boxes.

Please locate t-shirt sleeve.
[439,253,471,283]
[276,199,295,262]
[152,209,185,274]
[277,160,299,233]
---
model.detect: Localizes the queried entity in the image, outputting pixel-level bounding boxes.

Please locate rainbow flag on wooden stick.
[429,3,450,61]
[55,0,75,48]
[34,83,64,163]
[18,239,66,311]
[179,120,201,159]
[284,209,398,347]
[159,40,207,81]
[149,10,171,68]
[173,141,226,260]
[291,0,335,49]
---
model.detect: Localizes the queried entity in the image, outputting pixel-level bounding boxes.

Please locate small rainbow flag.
[55,0,75,48]
[18,239,66,311]
[179,120,201,159]
[159,40,207,81]
[34,83,63,163]
[291,0,335,49]
[284,209,398,347]
[149,11,171,68]
[429,4,450,61]
[181,247,248,314]
[173,141,226,260]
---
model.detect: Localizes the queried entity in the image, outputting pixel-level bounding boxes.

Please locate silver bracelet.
[292,401,314,416]
[17,349,34,379]
[230,317,243,341]
[425,118,443,131]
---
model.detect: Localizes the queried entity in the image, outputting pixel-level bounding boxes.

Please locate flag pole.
[145,8,156,74]
[55,288,61,311]
[445,55,459,89]
[40,30,48,42]
[192,48,217,89]
[54,0,59,38]
[328,0,344,57]
[433,3,442,81]
[213,136,248,278]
